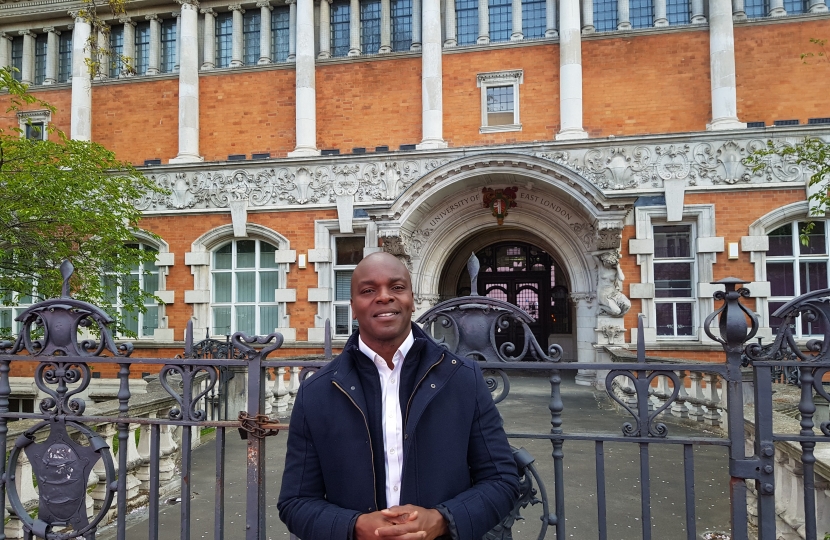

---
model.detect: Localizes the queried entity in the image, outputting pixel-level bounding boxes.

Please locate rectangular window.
[272,6,291,61]
[653,224,695,338]
[522,0,546,38]
[744,0,767,16]
[110,26,124,77]
[487,86,514,125]
[0,280,35,338]
[134,21,151,75]
[489,0,512,42]
[105,244,160,338]
[243,10,261,65]
[160,18,177,73]
[58,33,72,83]
[25,122,44,140]
[34,34,47,84]
[391,0,413,51]
[331,1,351,57]
[783,0,807,12]
[216,12,234,67]
[11,36,23,81]
[361,0,382,54]
[594,0,618,30]
[630,0,654,28]
[333,236,365,336]
[478,70,523,132]
[456,0,479,45]
[667,0,690,24]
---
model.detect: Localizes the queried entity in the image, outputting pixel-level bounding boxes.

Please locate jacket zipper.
[332,380,379,512]
[404,353,445,429]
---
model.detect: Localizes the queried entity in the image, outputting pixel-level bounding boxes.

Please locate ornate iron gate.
[0,261,826,540]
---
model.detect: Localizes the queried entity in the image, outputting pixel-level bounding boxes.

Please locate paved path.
[101,373,731,540]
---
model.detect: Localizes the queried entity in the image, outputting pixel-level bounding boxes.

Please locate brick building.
[0,0,828,385]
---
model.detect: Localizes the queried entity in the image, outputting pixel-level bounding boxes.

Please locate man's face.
[350,253,415,349]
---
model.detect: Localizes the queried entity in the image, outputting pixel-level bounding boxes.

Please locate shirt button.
[393,486,399,492]
[390,448,396,454]
[430,383,436,388]
[390,378,396,384]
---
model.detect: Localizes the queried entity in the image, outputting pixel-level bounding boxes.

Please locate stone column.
[230,4,245,67]
[171,0,203,163]
[70,12,92,141]
[0,33,11,69]
[96,26,109,80]
[444,0,457,46]
[707,0,745,131]
[557,0,588,140]
[122,17,137,76]
[809,0,828,12]
[769,0,785,15]
[258,1,273,64]
[147,14,161,74]
[618,0,631,29]
[288,0,320,156]
[654,0,668,25]
[348,0,360,55]
[477,0,490,43]
[174,12,182,71]
[20,30,34,85]
[417,0,447,149]
[582,0,595,32]
[44,27,59,84]
[319,0,332,58]
[571,293,599,387]
[288,0,297,61]
[692,0,707,22]
[201,8,216,69]
[411,0,422,50]
[380,0,392,52]
[511,0,523,40]
[545,0,558,36]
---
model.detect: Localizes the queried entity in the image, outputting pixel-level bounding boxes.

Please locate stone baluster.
[703,373,722,426]
[511,0,523,40]
[319,0,332,58]
[655,375,672,410]
[92,424,118,519]
[263,370,274,416]
[545,0,558,36]
[136,414,155,491]
[671,370,690,418]
[288,366,301,407]
[688,371,706,422]
[380,0,392,52]
[259,1,274,63]
[159,422,179,483]
[349,0,360,55]
[444,0,457,47]
[477,0,490,43]
[230,4,245,67]
[201,8,217,69]
[147,14,161,74]
[118,423,143,501]
[274,366,290,415]
[20,31,34,85]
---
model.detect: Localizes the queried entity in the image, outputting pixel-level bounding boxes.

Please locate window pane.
[486,86,514,126]
[213,307,231,334]
[495,245,525,271]
[11,37,22,81]
[216,12,233,67]
[522,0,546,38]
[655,303,675,336]
[272,6,291,62]
[110,26,124,77]
[800,262,828,293]
[1,309,12,334]
[237,240,256,268]
[143,306,158,336]
[654,225,691,258]
[259,242,279,268]
[335,305,351,335]
[654,262,693,297]
[594,0,618,30]
[58,33,72,83]
[456,0,479,45]
[767,263,795,297]
[768,301,793,335]
[361,0,382,54]
[237,272,256,302]
[630,0,654,27]
[260,306,280,333]
[260,271,279,302]
[335,271,353,301]
[391,0,412,51]
[745,0,766,16]
[802,307,824,336]
[160,18,177,73]
[666,0,690,24]
[783,0,806,13]
[103,275,119,304]
[123,308,139,336]
[35,34,48,85]
[214,273,232,302]
[767,224,793,257]
[143,272,159,296]
[799,221,826,255]
[675,302,694,336]
[236,305,255,335]
[243,10,261,65]
[215,244,233,269]
[336,237,365,265]
[134,22,151,75]
[489,0,512,42]
[331,1,351,57]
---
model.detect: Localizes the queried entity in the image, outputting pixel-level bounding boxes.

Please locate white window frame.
[17,109,50,141]
[765,219,830,338]
[0,282,36,338]
[210,239,283,337]
[476,69,523,134]
[332,235,366,337]
[104,242,161,339]
[652,223,697,339]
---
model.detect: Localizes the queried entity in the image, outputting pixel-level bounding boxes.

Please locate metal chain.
[237,411,282,439]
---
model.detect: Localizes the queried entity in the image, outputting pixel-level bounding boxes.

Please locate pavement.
[100,373,732,540]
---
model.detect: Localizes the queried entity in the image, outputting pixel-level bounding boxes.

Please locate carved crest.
[482,186,518,225]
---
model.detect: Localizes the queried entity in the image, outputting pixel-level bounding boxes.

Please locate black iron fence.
[0,261,827,540]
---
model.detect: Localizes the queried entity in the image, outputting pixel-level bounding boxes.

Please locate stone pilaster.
[230,4,245,67]
[171,0,204,164]
[692,0,707,22]
[444,0,457,47]
[44,28,59,84]
[379,0,392,52]
[258,1,274,64]
[477,0,489,43]
[287,0,297,61]
[319,0,332,58]
[556,0,588,140]
[618,0,631,29]
[416,0,447,149]
[19,30,34,85]
[288,0,320,157]
[511,0,523,40]
[173,11,182,71]
[147,14,161,74]
[348,0,360,55]
[582,0,595,33]
[95,26,109,80]
[201,8,216,69]
[545,0,558,37]
[654,0,669,26]
[411,0,422,50]
[0,33,12,70]
[769,0,785,15]
[707,0,746,131]
[69,12,92,141]
[121,17,137,76]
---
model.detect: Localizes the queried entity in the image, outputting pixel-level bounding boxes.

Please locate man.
[278,252,520,540]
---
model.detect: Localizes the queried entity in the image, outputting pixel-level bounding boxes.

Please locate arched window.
[211,239,281,336]
[104,243,160,338]
[767,220,829,337]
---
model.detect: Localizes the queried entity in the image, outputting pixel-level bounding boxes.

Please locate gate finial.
[467,253,480,296]
[60,260,74,298]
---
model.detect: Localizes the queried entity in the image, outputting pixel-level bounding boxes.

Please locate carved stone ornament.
[595,220,624,250]
[569,292,597,305]
[594,250,631,318]
[600,324,626,343]
[569,222,596,249]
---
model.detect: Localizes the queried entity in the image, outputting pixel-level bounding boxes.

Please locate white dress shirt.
[358,331,414,508]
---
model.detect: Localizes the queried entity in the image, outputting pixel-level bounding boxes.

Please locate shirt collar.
[358,330,415,369]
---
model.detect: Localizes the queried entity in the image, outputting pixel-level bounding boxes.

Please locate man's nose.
[376,288,395,302]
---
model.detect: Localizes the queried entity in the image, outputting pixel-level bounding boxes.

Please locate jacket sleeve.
[437,361,521,540]
[277,384,361,540]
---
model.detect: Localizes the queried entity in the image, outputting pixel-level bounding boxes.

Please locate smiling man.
[278,252,520,540]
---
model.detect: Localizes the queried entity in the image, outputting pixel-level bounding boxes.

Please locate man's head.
[350,252,415,351]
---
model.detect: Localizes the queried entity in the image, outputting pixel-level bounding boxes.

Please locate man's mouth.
[374,311,400,318]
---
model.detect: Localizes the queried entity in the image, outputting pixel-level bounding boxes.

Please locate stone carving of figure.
[594,250,631,317]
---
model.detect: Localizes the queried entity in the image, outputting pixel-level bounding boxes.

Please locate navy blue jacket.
[277,324,520,540]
